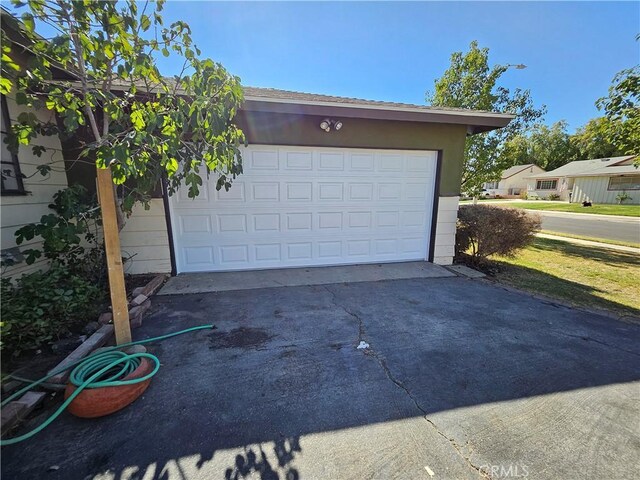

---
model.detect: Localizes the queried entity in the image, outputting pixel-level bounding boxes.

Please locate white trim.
[432,196,459,266]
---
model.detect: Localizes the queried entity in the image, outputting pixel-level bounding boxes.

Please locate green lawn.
[493,237,640,318]
[502,202,640,217]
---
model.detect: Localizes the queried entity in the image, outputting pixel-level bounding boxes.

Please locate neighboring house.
[526,155,639,204]
[482,164,545,197]
[1,11,514,277]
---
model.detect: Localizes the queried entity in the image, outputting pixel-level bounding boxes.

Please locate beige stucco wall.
[526,177,569,200]
[572,176,640,205]
[1,93,69,278]
[500,165,545,195]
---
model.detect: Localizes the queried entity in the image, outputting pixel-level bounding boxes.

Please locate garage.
[170,145,437,273]
[116,87,513,275]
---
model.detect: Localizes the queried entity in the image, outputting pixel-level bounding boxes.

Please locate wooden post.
[96,167,132,344]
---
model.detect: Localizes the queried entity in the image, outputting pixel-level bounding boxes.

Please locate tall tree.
[503,121,579,170]
[1,0,245,213]
[426,41,545,195]
[596,64,639,160]
[570,117,626,160]
[1,0,245,343]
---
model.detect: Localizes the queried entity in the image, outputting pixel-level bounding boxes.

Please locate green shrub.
[455,205,541,267]
[547,193,561,201]
[616,191,632,204]
[1,265,105,357]
[11,186,104,280]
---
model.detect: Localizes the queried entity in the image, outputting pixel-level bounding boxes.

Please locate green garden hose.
[1,324,214,446]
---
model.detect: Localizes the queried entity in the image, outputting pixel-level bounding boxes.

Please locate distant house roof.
[529,155,638,179]
[500,164,540,180]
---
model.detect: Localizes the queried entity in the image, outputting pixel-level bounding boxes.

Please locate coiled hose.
[1,324,214,446]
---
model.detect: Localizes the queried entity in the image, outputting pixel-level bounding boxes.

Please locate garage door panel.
[255,243,281,262]
[183,246,215,267]
[318,183,344,200]
[349,153,375,171]
[249,150,279,170]
[215,183,245,202]
[286,182,313,201]
[318,152,345,170]
[377,154,403,172]
[253,213,280,232]
[284,151,313,170]
[286,213,313,231]
[170,146,436,273]
[252,182,280,201]
[376,211,400,228]
[348,183,374,201]
[180,215,212,234]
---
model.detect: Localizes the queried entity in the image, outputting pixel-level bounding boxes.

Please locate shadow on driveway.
[2,277,639,480]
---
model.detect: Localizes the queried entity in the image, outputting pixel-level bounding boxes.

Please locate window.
[608,175,640,191]
[1,95,25,195]
[484,181,499,189]
[536,179,557,190]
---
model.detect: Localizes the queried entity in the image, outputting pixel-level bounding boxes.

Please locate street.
[531,210,640,243]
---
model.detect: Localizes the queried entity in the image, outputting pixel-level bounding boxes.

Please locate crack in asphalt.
[555,332,640,357]
[322,285,489,479]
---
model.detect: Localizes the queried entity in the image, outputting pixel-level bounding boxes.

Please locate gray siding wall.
[572,176,640,205]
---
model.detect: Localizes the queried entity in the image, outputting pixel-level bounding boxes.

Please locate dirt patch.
[125,273,157,292]
[208,327,273,350]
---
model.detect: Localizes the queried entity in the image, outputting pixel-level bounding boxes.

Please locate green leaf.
[0,77,12,95]
[130,109,145,130]
[21,13,35,33]
[166,157,178,176]
[104,43,114,60]
[140,14,151,31]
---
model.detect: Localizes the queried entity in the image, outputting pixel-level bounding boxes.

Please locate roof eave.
[242,97,514,134]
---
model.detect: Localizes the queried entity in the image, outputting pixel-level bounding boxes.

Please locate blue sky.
[153,1,638,132]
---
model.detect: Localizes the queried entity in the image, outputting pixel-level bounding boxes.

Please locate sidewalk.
[525,209,638,221]
[536,232,640,254]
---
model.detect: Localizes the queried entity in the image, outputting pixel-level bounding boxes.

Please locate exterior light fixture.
[319,119,343,132]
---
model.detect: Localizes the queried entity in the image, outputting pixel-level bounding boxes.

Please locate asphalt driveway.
[3,276,639,479]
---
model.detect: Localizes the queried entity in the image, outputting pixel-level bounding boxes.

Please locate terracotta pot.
[64,358,153,418]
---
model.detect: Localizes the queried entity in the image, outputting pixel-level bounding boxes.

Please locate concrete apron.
[159,261,456,295]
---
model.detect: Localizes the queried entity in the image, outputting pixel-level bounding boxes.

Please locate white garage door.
[170,145,437,273]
